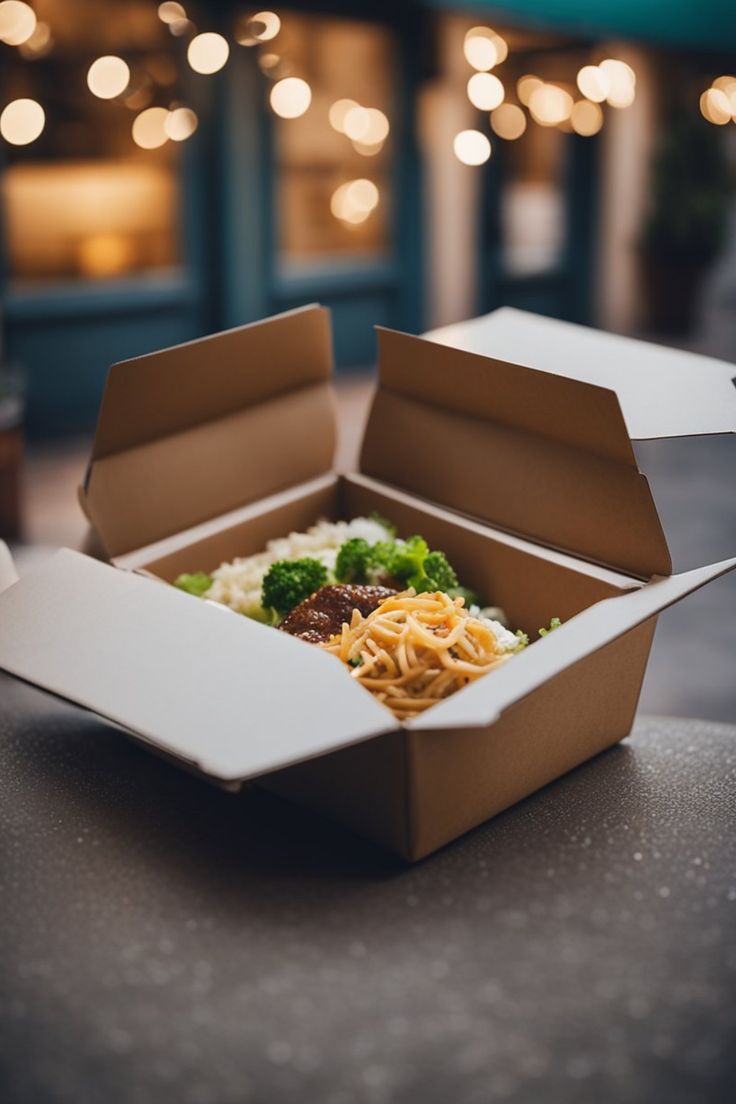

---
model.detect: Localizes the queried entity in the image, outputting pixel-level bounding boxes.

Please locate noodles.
[321,590,511,719]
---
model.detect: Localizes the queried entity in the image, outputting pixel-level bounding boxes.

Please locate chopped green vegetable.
[174,572,213,598]
[348,655,364,668]
[386,534,429,583]
[512,629,530,652]
[538,617,562,637]
[261,558,328,616]
[448,586,481,609]
[415,550,459,594]
[335,537,372,584]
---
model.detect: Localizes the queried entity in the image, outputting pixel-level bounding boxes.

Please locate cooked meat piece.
[279,584,397,644]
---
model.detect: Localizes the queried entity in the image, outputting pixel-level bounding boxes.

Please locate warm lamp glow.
[87,56,131,100]
[329,99,359,132]
[571,99,603,136]
[158,2,186,23]
[353,140,384,157]
[331,178,379,224]
[187,33,230,75]
[517,75,543,106]
[270,77,311,118]
[18,19,51,57]
[576,65,610,103]
[463,28,498,72]
[165,106,198,141]
[490,103,526,140]
[132,106,169,149]
[0,97,44,145]
[0,1,36,46]
[529,84,573,126]
[453,129,491,166]
[712,76,736,116]
[251,11,280,41]
[467,72,504,111]
[599,58,636,108]
[700,88,731,125]
[77,233,136,278]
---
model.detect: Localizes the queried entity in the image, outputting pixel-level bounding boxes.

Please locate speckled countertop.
[0,672,734,1104]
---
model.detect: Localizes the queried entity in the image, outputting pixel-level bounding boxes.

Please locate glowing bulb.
[467,72,504,111]
[599,58,636,108]
[490,103,526,140]
[187,33,230,75]
[132,106,169,149]
[165,106,198,141]
[0,1,36,45]
[270,77,311,119]
[250,11,280,41]
[517,75,543,106]
[576,65,610,103]
[0,97,44,145]
[87,56,131,100]
[700,88,731,125]
[529,84,574,126]
[453,129,491,166]
[571,99,603,136]
[463,27,498,72]
[329,98,359,132]
[158,2,186,23]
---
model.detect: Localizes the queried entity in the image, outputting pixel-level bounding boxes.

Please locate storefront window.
[1,0,184,286]
[269,12,395,269]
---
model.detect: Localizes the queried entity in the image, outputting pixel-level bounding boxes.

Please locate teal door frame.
[217,0,427,368]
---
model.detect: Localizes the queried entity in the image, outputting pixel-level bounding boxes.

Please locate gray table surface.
[0,672,734,1104]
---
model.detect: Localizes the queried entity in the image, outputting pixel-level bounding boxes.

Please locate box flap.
[426,307,736,441]
[360,327,671,579]
[81,305,336,557]
[409,555,736,731]
[0,550,394,783]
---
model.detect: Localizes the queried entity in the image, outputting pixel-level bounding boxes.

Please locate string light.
[87,56,131,100]
[187,33,230,75]
[329,98,359,132]
[712,75,736,115]
[0,1,36,46]
[528,84,573,126]
[270,77,311,118]
[517,75,543,106]
[0,97,45,145]
[576,65,609,103]
[250,11,280,41]
[331,178,379,224]
[599,59,636,108]
[131,106,169,149]
[467,73,504,111]
[157,2,186,23]
[463,27,497,72]
[453,129,491,166]
[700,88,732,125]
[571,99,603,136]
[490,103,526,140]
[165,106,198,141]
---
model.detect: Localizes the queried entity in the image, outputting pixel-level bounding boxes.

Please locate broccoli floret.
[174,572,213,598]
[389,535,429,584]
[418,551,459,593]
[538,617,562,637]
[261,558,327,616]
[369,511,397,538]
[335,538,372,584]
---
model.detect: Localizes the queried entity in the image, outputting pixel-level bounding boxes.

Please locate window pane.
[271,12,394,268]
[1,0,184,286]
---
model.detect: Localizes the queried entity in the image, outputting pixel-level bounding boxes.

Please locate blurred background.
[0,0,734,718]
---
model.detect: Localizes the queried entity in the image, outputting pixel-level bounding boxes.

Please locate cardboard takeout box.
[0,305,733,859]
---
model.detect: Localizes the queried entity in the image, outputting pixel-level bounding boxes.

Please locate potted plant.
[640,100,733,334]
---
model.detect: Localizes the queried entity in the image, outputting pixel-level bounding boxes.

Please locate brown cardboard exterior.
[0,305,734,860]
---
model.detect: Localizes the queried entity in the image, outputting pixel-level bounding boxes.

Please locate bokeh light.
[517,75,543,106]
[270,77,311,119]
[331,178,380,224]
[165,106,198,141]
[132,106,169,149]
[463,27,498,72]
[571,99,603,136]
[329,99,358,132]
[187,33,230,75]
[599,58,636,108]
[0,97,45,145]
[711,76,736,116]
[700,88,732,125]
[250,11,280,41]
[490,103,527,140]
[576,65,610,103]
[157,2,186,22]
[77,234,136,279]
[453,129,491,166]
[87,56,131,100]
[467,73,504,111]
[529,84,574,126]
[0,1,36,46]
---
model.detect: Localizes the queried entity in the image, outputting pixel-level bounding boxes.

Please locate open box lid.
[360,318,736,580]
[80,305,336,558]
[0,548,733,778]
